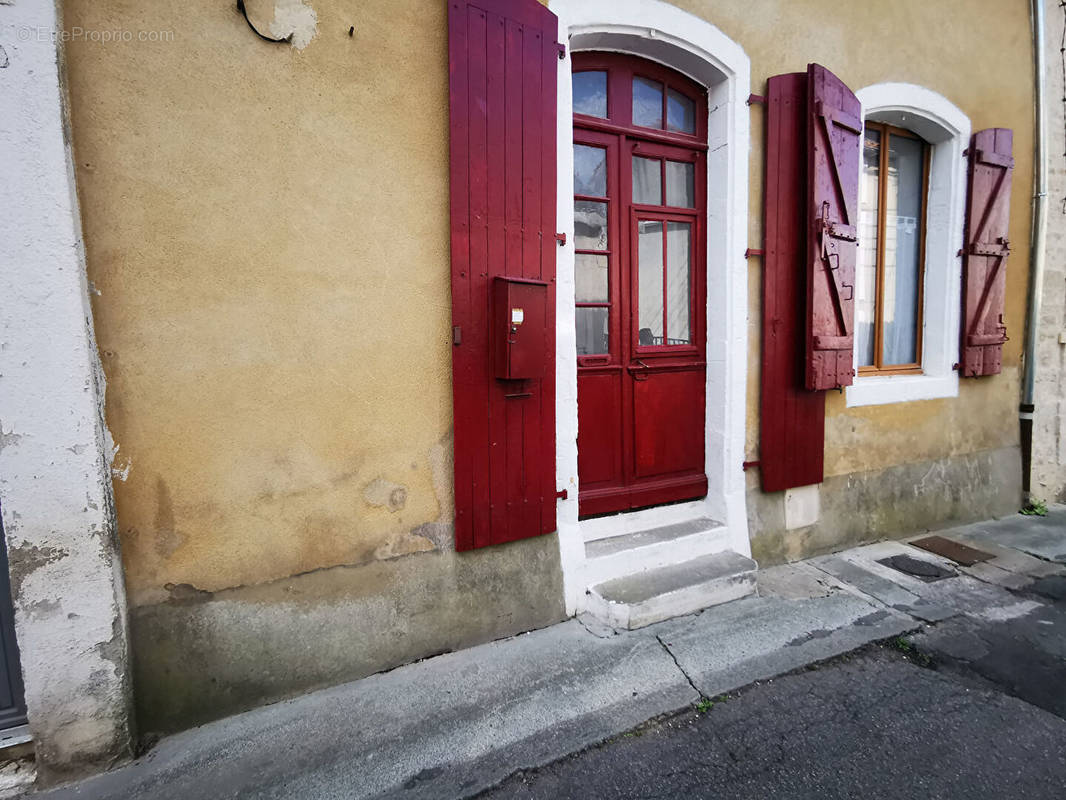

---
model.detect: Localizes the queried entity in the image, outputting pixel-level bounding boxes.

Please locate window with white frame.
[846,84,970,408]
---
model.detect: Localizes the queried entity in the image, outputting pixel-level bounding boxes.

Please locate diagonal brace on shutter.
[965,251,1009,346]
[814,201,854,343]
[816,100,861,229]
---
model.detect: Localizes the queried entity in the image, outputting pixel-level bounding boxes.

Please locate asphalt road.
[481,596,1066,800]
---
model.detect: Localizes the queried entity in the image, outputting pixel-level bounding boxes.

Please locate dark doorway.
[0,510,27,730]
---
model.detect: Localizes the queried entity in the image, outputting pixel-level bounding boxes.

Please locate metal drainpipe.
[1021,0,1049,499]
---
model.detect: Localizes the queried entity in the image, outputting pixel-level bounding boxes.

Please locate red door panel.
[632,368,706,478]
[577,369,624,486]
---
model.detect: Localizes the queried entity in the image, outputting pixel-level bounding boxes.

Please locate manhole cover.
[877,554,956,582]
[910,535,993,566]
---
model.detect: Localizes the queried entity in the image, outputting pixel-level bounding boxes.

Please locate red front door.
[572,54,708,517]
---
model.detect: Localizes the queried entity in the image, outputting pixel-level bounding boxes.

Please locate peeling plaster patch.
[111,444,131,481]
[363,478,408,512]
[7,544,69,600]
[269,0,318,50]
[411,521,454,553]
[373,533,436,562]
[0,422,23,453]
[0,758,36,799]
[164,583,214,605]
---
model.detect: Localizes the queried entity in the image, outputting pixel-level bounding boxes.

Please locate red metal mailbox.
[493,276,548,380]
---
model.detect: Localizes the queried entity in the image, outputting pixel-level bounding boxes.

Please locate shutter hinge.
[556,43,566,60]
[747,93,767,106]
[555,488,569,500]
[744,248,765,259]
[742,460,761,471]
[555,232,567,246]
[453,325,462,346]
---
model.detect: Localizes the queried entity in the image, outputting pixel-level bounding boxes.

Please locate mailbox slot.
[493,276,548,380]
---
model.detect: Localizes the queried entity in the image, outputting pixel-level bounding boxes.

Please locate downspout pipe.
[1021,0,1049,499]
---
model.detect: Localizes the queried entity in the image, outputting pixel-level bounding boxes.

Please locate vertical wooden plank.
[484,11,509,544]
[539,30,558,535]
[761,72,826,493]
[467,5,492,548]
[519,21,544,539]
[961,128,1013,378]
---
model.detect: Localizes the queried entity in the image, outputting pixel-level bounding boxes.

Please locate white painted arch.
[549,0,751,613]
[847,83,970,407]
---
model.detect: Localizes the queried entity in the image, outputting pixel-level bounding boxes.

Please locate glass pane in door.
[574,145,607,197]
[575,253,609,302]
[666,222,692,344]
[633,77,663,129]
[576,307,609,355]
[637,220,664,344]
[574,201,608,250]
[573,71,607,118]
[665,161,695,208]
[632,157,662,205]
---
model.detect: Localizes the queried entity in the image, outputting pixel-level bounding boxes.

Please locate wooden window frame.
[858,121,931,377]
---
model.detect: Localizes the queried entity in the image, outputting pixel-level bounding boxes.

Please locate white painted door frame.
[549,0,752,614]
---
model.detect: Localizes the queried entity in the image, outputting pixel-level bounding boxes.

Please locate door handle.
[628,359,652,381]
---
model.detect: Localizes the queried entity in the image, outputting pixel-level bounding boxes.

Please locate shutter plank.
[805,64,860,390]
[761,73,826,492]
[448,0,559,549]
[961,128,1013,378]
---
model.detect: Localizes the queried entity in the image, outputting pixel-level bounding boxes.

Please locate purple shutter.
[805,63,861,391]
[960,128,1013,378]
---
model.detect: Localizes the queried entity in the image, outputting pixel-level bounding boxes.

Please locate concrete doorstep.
[30,509,1066,800]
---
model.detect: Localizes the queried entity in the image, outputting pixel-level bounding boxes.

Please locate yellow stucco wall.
[64,0,457,605]
[62,0,1034,605]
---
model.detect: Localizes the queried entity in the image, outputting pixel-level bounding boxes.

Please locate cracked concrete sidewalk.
[32,507,1066,800]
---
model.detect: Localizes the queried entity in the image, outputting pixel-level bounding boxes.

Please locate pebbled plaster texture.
[0,0,133,784]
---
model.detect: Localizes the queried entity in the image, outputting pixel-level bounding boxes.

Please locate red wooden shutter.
[805,64,861,391]
[960,128,1013,378]
[447,0,559,549]
[760,73,826,492]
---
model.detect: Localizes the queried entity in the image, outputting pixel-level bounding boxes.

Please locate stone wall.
[1033,0,1066,503]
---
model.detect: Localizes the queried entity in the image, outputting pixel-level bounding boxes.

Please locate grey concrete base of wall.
[130,533,566,734]
[747,446,1023,566]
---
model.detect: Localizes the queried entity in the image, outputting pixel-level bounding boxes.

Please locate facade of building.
[0,0,1051,786]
